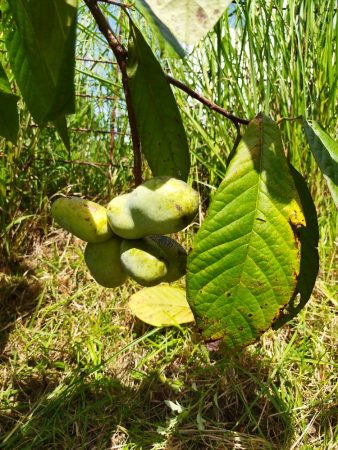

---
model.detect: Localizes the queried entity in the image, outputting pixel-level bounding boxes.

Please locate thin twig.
[97,0,134,8]
[36,158,114,168]
[29,123,129,136]
[277,115,303,125]
[76,56,117,64]
[166,75,250,125]
[84,0,142,186]
[75,92,124,102]
[108,21,122,190]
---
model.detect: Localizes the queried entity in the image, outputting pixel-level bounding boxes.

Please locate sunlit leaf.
[0,62,19,143]
[137,0,232,45]
[129,285,195,327]
[4,0,77,128]
[303,119,338,208]
[187,113,305,350]
[127,23,190,180]
[134,0,185,58]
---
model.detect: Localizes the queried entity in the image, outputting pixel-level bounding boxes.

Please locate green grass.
[0,0,337,448]
[0,230,337,449]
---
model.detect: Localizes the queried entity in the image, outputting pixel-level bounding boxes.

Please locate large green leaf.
[0,61,19,142]
[137,0,232,45]
[273,165,319,329]
[303,119,338,208]
[134,0,185,58]
[127,23,190,181]
[4,0,77,127]
[187,113,305,350]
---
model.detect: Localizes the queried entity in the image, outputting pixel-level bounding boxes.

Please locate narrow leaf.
[137,0,232,45]
[273,165,319,329]
[303,119,338,208]
[134,0,185,58]
[127,23,190,181]
[129,286,195,327]
[53,116,70,152]
[0,62,19,142]
[187,113,305,350]
[4,0,77,127]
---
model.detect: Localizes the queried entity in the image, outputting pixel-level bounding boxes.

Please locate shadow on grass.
[0,258,43,356]
[0,346,296,450]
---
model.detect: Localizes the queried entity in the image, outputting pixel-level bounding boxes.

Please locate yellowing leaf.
[139,0,232,45]
[187,114,305,350]
[129,286,195,327]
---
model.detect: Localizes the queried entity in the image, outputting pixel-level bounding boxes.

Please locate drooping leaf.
[303,119,338,208]
[0,61,19,142]
[127,23,190,181]
[129,285,195,327]
[273,165,319,329]
[187,113,305,350]
[136,0,232,45]
[53,116,70,152]
[4,0,77,128]
[134,0,185,58]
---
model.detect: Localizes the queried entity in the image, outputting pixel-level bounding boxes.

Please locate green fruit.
[120,236,187,286]
[106,193,135,239]
[149,235,187,282]
[51,197,113,243]
[84,237,128,288]
[120,238,168,286]
[107,176,199,239]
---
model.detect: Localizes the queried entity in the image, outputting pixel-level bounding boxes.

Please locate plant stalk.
[84,0,142,186]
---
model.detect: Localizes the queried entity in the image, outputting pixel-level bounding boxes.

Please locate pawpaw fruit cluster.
[51,176,198,288]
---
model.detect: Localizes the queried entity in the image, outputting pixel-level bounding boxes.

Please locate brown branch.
[108,28,121,191]
[84,0,250,182]
[166,75,250,125]
[84,0,142,186]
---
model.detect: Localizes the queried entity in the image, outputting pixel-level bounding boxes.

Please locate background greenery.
[0,1,337,448]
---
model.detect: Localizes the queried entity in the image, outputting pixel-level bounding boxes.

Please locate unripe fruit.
[149,235,187,282]
[51,197,113,243]
[120,238,167,286]
[120,235,187,287]
[106,193,135,239]
[84,237,128,288]
[107,176,199,239]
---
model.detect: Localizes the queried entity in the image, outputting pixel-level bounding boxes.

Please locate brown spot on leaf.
[196,7,208,24]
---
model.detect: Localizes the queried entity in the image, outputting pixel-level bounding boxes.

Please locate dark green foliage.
[0,62,19,142]
[4,0,77,127]
[127,22,190,181]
